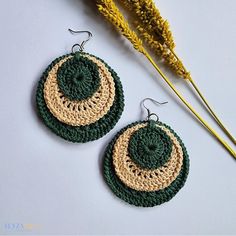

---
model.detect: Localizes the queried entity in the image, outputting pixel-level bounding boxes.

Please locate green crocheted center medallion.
[103,121,189,207]
[57,52,101,101]
[36,52,124,142]
[128,121,173,169]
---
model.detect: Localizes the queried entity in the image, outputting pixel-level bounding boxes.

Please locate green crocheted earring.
[36,29,124,142]
[103,98,189,207]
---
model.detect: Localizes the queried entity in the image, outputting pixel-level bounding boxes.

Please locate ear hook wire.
[141,98,168,121]
[68,28,93,53]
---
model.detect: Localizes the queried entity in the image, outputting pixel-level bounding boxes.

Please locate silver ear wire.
[68,28,93,53]
[141,98,168,121]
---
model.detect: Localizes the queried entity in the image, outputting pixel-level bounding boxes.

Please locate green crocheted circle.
[103,121,189,207]
[36,53,124,143]
[128,121,173,169]
[57,52,100,101]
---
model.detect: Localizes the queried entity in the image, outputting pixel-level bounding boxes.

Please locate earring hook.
[68,28,93,53]
[141,98,168,121]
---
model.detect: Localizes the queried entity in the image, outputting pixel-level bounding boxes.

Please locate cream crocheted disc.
[112,123,183,192]
[43,55,115,126]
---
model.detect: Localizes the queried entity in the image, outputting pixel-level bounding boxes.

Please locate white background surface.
[0,0,236,235]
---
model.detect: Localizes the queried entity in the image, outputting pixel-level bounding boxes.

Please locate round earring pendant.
[103,120,189,207]
[36,52,124,142]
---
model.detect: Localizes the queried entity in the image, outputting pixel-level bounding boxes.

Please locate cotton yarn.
[36,52,124,142]
[103,120,189,207]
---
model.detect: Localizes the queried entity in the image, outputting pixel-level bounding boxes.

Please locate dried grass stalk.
[96,0,236,158]
[104,0,236,145]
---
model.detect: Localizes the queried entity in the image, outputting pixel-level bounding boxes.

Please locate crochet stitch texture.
[36,52,124,142]
[103,120,189,207]
[57,53,101,100]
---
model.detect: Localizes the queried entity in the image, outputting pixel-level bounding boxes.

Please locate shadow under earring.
[103,98,189,207]
[36,29,124,142]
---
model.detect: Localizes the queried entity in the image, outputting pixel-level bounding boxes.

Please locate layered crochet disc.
[36,52,124,142]
[103,120,189,207]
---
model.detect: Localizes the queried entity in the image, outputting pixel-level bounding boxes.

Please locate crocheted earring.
[103,98,189,207]
[36,29,124,142]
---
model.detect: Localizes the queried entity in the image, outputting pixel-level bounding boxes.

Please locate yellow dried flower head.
[97,0,145,53]
[118,0,191,79]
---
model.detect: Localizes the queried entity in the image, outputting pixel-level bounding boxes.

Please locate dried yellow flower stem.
[145,52,236,158]
[96,0,236,158]
[169,48,236,144]
[136,25,189,78]
[118,0,236,144]
[119,0,181,75]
